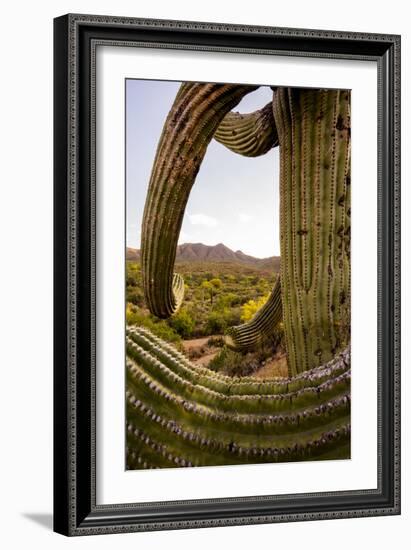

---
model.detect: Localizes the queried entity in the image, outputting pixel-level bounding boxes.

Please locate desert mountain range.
[126,242,280,271]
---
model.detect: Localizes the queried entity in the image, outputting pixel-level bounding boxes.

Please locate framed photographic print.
[53,14,401,536]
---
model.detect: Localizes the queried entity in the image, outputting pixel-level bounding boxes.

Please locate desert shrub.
[248,275,259,285]
[240,294,270,322]
[215,292,239,308]
[126,303,182,347]
[207,336,225,347]
[126,286,145,306]
[204,305,242,335]
[223,306,242,326]
[168,307,195,338]
[208,347,260,377]
[209,277,222,289]
[125,260,280,341]
[126,276,137,287]
[208,330,284,377]
[205,311,227,335]
[187,348,203,359]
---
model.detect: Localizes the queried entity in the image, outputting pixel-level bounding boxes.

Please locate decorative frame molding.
[53,13,400,536]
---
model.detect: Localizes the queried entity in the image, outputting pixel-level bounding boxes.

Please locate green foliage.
[206,335,225,347]
[126,303,182,348]
[127,287,145,307]
[126,260,277,339]
[208,347,252,376]
[210,277,222,289]
[169,307,195,338]
[216,292,240,308]
[200,280,210,303]
[208,333,282,377]
[205,311,228,335]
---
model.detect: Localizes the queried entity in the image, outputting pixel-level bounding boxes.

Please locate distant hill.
[126,243,280,271]
[126,247,140,262]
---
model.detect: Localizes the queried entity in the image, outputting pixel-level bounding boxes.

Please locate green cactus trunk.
[140,83,351,376]
[272,88,351,376]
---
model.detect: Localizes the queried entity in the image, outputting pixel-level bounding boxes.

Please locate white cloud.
[178,231,193,243]
[238,213,253,223]
[188,213,218,227]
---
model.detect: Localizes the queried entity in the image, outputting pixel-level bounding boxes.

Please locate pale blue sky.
[126,80,280,258]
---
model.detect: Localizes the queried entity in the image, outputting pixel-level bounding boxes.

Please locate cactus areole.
[141,83,351,375]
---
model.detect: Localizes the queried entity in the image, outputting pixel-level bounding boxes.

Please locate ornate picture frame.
[53,14,400,536]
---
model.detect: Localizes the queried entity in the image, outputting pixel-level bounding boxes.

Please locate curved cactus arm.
[141,82,259,319]
[214,102,279,157]
[126,327,351,469]
[225,275,282,350]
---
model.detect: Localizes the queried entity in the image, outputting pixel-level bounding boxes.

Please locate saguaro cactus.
[126,326,351,469]
[214,102,279,157]
[226,275,282,349]
[272,88,351,375]
[140,83,351,376]
[141,83,257,319]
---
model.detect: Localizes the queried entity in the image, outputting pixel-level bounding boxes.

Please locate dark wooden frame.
[53,13,401,536]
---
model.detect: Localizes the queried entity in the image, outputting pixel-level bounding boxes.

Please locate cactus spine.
[141,83,258,319]
[272,88,351,375]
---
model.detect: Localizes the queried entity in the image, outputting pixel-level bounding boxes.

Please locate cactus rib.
[141,83,258,319]
[126,327,350,468]
[225,275,282,350]
[127,326,350,395]
[214,101,279,157]
[273,88,351,375]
